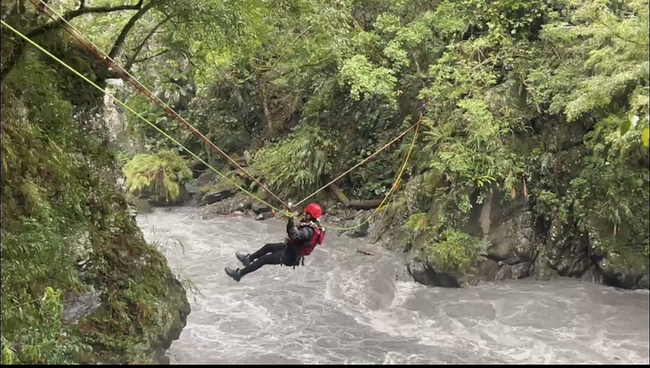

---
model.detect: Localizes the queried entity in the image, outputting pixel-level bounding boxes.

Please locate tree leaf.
[620,119,631,136]
[642,128,649,147]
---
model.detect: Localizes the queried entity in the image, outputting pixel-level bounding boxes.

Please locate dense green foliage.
[123,150,193,201]
[1,0,648,362]
[141,0,647,272]
[1,3,189,364]
[31,0,648,273]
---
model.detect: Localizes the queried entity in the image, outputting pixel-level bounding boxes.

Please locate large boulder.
[496,261,532,281]
[544,219,592,277]
[596,255,649,289]
[486,211,539,264]
[197,192,253,219]
[340,211,371,238]
[251,202,272,215]
[199,189,236,205]
[406,249,500,288]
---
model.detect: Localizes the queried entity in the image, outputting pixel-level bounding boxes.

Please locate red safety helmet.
[304,203,323,219]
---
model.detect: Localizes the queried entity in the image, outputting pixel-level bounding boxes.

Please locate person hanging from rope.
[224,203,326,282]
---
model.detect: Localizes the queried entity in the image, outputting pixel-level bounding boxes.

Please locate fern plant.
[424,229,482,273]
[253,125,333,199]
[123,150,193,202]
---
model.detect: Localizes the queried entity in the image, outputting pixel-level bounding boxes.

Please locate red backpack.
[296,222,325,256]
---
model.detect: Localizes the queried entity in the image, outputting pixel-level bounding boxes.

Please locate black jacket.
[286,217,314,248]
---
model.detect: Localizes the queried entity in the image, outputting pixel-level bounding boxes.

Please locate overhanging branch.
[27,0,145,39]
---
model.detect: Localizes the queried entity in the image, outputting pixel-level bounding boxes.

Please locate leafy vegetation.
[123,150,193,202]
[253,125,333,198]
[1,3,189,364]
[424,230,483,274]
[1,0,649,360]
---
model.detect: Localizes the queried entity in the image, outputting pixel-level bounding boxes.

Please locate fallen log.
[328,182,350,205]
[327,182,383,210]
[346,199,383,210]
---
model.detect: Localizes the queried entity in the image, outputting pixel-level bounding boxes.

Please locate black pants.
[240,242,300,276]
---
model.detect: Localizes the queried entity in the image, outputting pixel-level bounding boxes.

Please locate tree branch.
[1,0,144,81]
[107,1,154,60]
[124,14,170,72]
[27,0,145,39]
[132,49,171,63]
[595,19,645,47]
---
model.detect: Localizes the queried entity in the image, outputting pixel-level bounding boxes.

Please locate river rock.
[256,212,274,221]
[200,189,236,205]
[406,251,437,286]
[406,249,499,288]
[251,203,272,215]
[496,261,532,281]
[486,211,538,263]
[510,261,532,278]
[407,251,459,287]
[198,193,253,219]
[340,211,371,238]
[596,256,650,290]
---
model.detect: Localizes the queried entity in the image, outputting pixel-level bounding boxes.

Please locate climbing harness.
[2,9,421,232]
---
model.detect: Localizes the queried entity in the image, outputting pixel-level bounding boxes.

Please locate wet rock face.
[62,287,102,323]
[486,211,539,265]
[543,220,592,277]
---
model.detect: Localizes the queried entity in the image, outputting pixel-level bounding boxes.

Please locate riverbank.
[133,169,649,292]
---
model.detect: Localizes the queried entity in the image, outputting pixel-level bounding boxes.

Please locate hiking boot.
[224,267,242,282]
[236,252,251,267]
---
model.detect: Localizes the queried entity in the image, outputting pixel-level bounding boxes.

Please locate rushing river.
[136,207,649,364]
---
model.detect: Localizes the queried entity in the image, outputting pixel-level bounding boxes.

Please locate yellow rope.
[0,20,290,216]
[326,121,419,231]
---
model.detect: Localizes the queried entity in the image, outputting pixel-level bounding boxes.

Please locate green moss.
[1,33,188,365]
